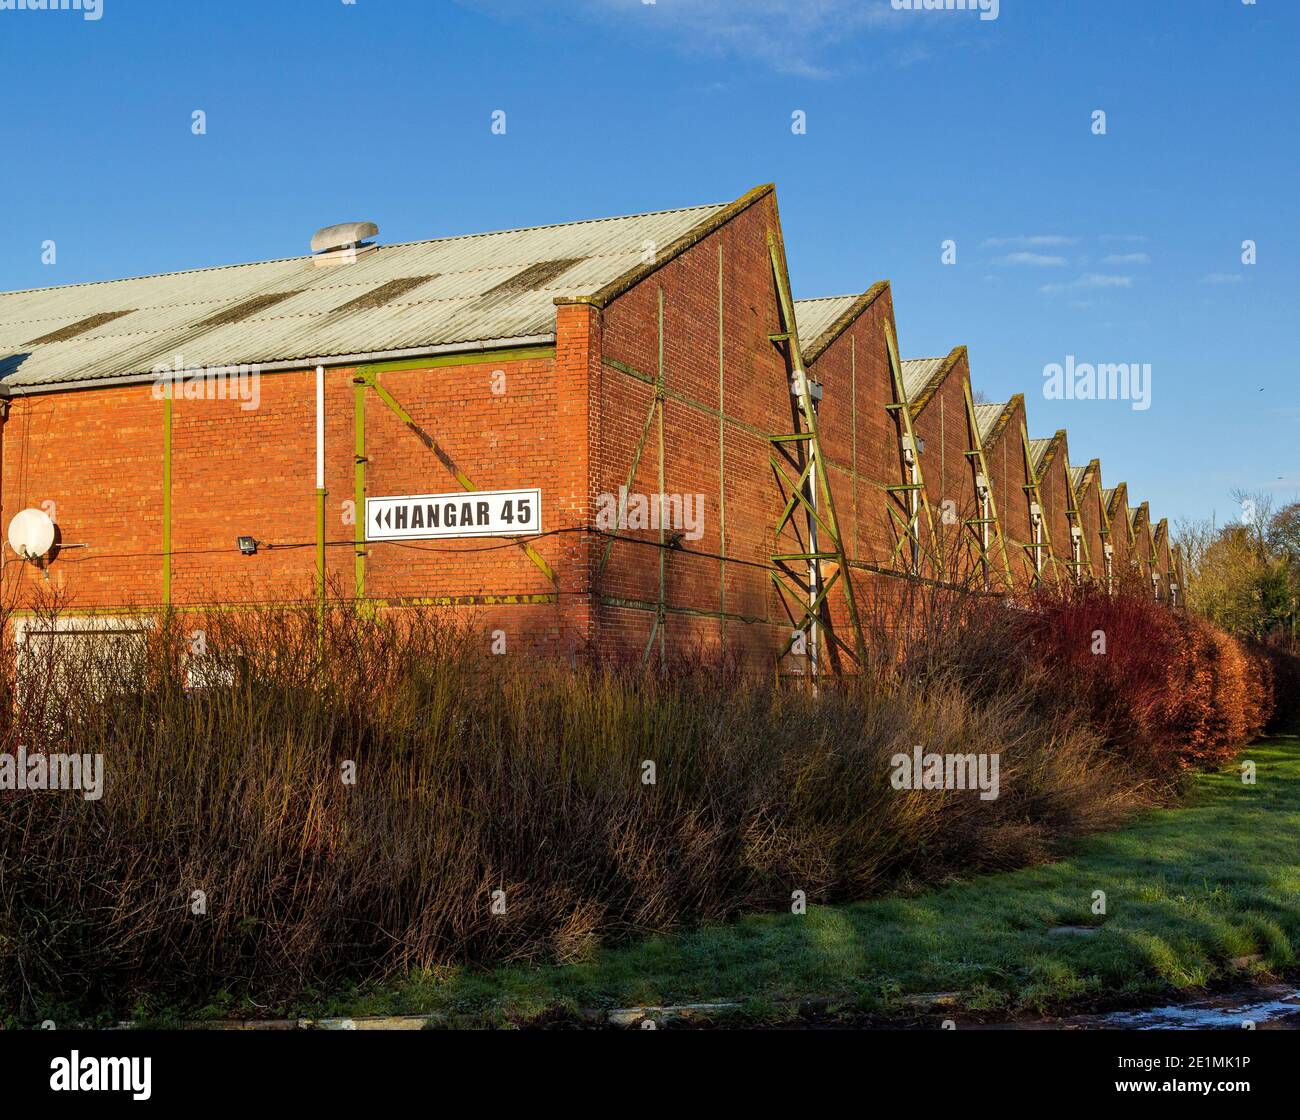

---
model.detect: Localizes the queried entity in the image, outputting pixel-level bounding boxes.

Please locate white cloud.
[1041,273,1134,295]
[463,0,907,78]
[1103,252,1151,265]
[1201,272,1246,285]
[894,43,933,66]
[995,251,1068,267]
[981,235,1079,249]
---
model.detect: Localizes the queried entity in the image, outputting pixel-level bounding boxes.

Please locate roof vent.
[311,221,379,267]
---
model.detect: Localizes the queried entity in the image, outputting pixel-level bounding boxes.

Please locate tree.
[1267,501,1300,567]
[1178,497,1299,645]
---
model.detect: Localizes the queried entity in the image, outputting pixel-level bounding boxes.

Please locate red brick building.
[973,397,1037,590]
[1104,483,1141,593]
[1071,459,1109,587]
[1028,431,1075,589]
[0,184,1180,674]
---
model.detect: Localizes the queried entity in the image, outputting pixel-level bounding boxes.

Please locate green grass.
[304,735,1300,1026]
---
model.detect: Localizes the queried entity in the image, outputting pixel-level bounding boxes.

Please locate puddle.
[971,986,1300,1030]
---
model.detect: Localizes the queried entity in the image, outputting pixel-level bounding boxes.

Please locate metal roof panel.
[792,295,859,355]
[900,357,946,402]
[0,201,731,388]
[974,402,1007,443]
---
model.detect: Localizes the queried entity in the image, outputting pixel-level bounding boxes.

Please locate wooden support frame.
[161,384,172,608]
[765,231,866,677]
[882,322,940,575]
[353,365,558,588]
[1019,421,1062,590]
[1063,462,1093,582]
[353,379,367,598]
[961,381,1015,591]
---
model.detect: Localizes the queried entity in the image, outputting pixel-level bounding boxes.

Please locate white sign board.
[365,489,541,541]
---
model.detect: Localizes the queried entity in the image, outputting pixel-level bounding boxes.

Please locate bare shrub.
[1,573,1293,1021]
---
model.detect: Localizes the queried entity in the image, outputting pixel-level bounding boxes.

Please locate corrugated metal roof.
[900,357,946,402]
[793,295,858,356]
[793,297,950,408]
[974,402,1007,444]
[1028,437,1052,473]
[1069,465,1087,489]
[793,289,954,411]
[0,200,732,389]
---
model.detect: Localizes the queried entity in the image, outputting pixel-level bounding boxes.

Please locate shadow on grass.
[324,736,1300,1023]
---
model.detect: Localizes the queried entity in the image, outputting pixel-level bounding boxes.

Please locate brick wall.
[910,350,982,585]
[594,189,822,667]
[1,346,601,660]
[1074,462,1107,585]
[1106,485,1136,589]
[1131,502,1156,596]
[980,395,1036,590]
[806,285,899,574]
[1,194,1181,671]
[1034,432,1076,587]
[1153,520,1174,600]
[4,382,164,609]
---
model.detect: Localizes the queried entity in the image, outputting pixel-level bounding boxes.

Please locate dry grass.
[0,582,1290,1020]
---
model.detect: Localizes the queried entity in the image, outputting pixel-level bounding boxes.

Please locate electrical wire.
[35,526,784,574]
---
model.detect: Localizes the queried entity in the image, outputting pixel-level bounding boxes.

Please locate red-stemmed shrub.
[1017,585,1290,772]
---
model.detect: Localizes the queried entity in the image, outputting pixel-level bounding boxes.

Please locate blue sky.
[2,0,1295,528]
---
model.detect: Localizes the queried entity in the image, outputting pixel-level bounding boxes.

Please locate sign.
[365,489,541,541]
